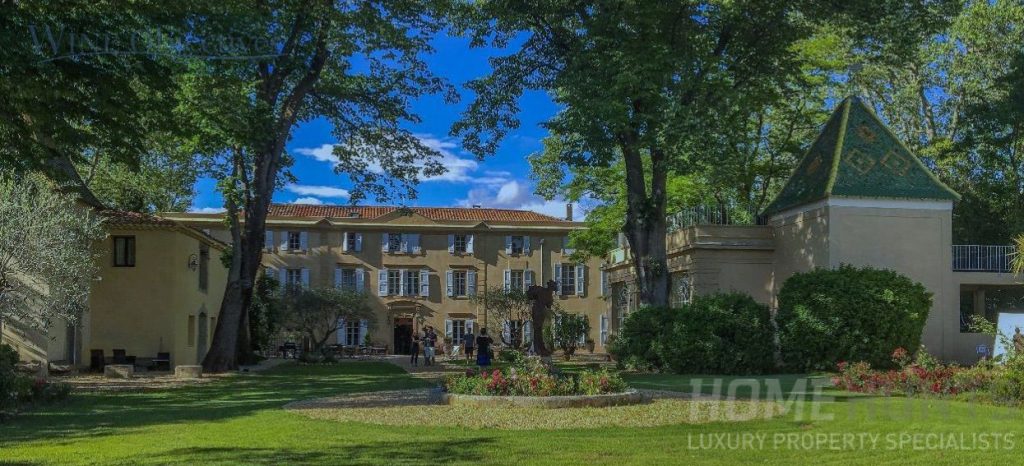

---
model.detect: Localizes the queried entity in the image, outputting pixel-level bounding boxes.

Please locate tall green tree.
[455,0,956,306]
[841,0,1024,242]
[0,2,195,207]
[180,1,455,371]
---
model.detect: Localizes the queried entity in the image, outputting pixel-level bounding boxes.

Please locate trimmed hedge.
[776,264,931,372]
[610,293,776,374]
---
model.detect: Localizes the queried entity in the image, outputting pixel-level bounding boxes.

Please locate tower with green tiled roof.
[763,96,959,216]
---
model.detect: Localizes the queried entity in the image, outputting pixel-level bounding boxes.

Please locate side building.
[3,210,228,370]
[166,204,610,354]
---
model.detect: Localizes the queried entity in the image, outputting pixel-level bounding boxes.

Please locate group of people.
[409,326,494,368]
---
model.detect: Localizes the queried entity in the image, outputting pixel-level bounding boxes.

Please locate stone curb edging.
[441,389,646,409]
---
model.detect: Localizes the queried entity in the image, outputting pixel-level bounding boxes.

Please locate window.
[510,270,525,291]
[286,269,303,289]
[558,263,576,295]
[345,232,358,252]
[343,320,361,346]
[404,270,420,296]
[339,268,358,290]
[187,315,196,347]
[198,243,209,293]
[288,232,301,251]
[387,269,402,295]
[452,270,467,296]
[113,236,136,267]
[510,235,525,254]
[453,234,468,253]
[450,319,467,344]
[387,233,402,253]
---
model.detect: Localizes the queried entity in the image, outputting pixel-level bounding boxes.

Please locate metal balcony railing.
[666,205,768,232]
[952,245,1016,272]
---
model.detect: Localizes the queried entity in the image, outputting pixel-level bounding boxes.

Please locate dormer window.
[348,212,361,218]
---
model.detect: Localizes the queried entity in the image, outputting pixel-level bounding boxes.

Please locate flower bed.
[832,347,997,399]
[443,356,630,401]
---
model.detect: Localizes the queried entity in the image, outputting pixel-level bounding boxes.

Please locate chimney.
[565,203,573,221]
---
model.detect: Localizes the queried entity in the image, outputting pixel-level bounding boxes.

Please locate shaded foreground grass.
[1,362,1023,465]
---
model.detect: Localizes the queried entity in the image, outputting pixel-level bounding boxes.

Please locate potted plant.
[586,339,595,354]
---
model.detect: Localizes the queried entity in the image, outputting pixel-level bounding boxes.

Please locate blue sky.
[188,32,583,220]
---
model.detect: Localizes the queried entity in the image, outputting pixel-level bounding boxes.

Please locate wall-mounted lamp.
[187,254,199,271]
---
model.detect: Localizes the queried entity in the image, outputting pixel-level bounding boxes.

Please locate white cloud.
[286,184,350,199]
[292,197,324,205]
[459,180,583,221]
[293,134,509,186]
[188,206,225,214]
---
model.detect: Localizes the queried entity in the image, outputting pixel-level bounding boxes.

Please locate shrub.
[1,344,71,419]
[610,293,776,374]
[552,312,589,360]
[1,344,19,412]
[777,265,931,372]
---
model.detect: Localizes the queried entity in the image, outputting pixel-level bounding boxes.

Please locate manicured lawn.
[2,362,1023,465]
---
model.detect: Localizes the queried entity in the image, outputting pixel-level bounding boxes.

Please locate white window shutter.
[554,263,563,294]
[466,319,474,335]
[523,321,533,345]
[502,322,511,344]
[446,270,454,297]
[447,234,455,254]
[525,269,534,288]
[504,235,512,254]
[358,320,368,346]
[523,236,531,254]
[420,269,430,297]
[278,268,287,286]
[299,232,308,252]
[445,319,453,339]
[334,267,342,288]
[578,322,587,345]
[503,269,511,291]
[280,232,289,251]
[467,270,477,295]
[355,233,363,252]
[381,233,389,253]
[600,315,609,345]
[342,232,349,252]
[466,234,474,254]
[410,234,421,254]
[575,264,585,296]
[356,268,365,291]
[398,269,406,296]
[337,318,346,345]
[378,269,388,296]
[601,269,607,297]
[301,268,310,288]
[264,231,274,251]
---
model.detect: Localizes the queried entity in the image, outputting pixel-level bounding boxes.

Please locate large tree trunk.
[621,143,671,307]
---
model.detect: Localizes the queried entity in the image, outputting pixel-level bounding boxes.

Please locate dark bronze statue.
[526,279,558,357]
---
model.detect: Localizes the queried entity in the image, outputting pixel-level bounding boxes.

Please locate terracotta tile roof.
[267,203,570,223]
[98,210,178,227]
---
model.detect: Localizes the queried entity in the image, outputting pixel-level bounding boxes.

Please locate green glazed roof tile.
[763,96,959,216]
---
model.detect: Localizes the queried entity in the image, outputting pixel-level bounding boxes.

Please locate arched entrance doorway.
[388,301,430,355]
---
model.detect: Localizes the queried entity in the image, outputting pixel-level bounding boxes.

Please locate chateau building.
[168,204,610,354]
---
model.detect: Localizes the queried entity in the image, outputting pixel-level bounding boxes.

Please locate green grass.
[2,362,1024,465]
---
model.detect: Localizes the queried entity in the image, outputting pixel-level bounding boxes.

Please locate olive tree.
[0,175,105,345]
[280,286,374,355]
[471,286,533,350]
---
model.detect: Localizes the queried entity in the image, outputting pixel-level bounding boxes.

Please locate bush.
[1,344,19,412]
[610,293,776,374]
[1,344,71,419]
[777,265,932,372]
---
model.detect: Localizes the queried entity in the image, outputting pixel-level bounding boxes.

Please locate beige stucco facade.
[168,206,609,354]
[3,213,228,369]
[605,196,1015,365]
